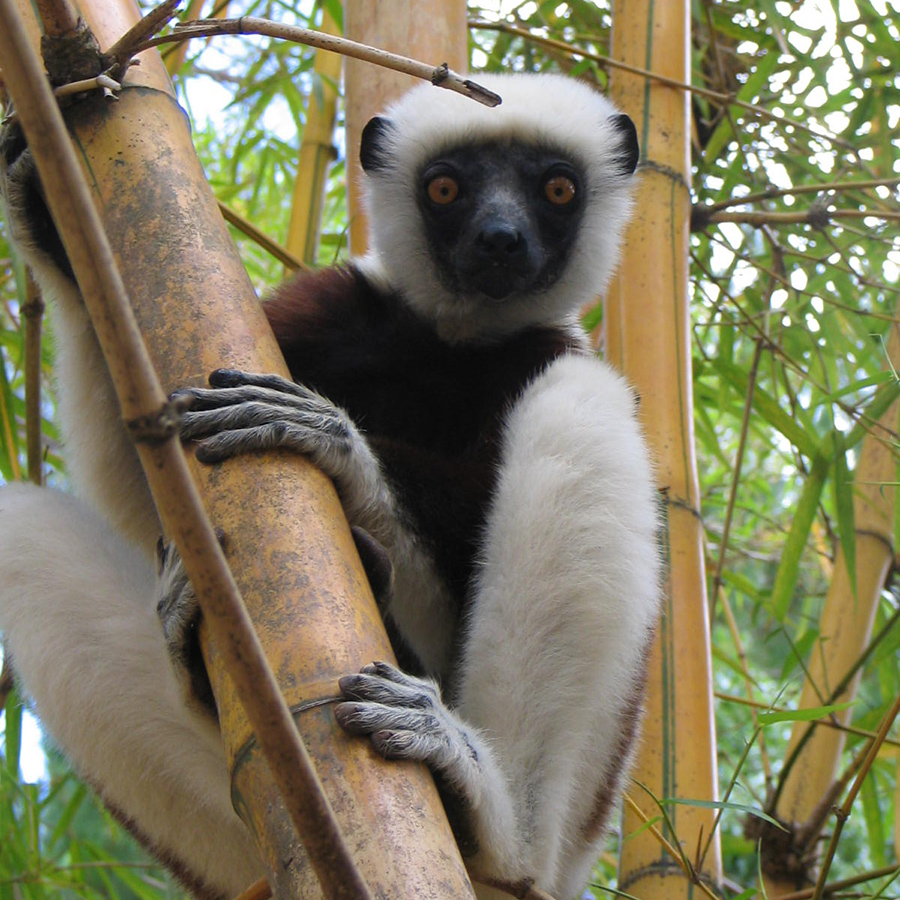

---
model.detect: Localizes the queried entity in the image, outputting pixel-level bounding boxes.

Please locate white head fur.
[358,73,638,343]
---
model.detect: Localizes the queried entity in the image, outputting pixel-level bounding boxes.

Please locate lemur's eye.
[427,175,460,205]
[544,175,577,205]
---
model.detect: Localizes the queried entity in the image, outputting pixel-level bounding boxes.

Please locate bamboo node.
[40,18,103,86]
[126,396,190,445]
[430,62,450,85]
[21,295,46,319]
[691,203,712,232]
[635,158,689,191]
[618,859,723,896]
[806,200,831,230]
[745,810,815,889]
[230,694,343,779]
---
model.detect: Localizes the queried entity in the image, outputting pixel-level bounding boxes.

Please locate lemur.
[0,73,660,900]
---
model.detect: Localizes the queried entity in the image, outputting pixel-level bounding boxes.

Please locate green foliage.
[1,0,899,897]
[1,689,176,899]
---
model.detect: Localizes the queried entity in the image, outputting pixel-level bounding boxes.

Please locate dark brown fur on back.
[265,265,578,603]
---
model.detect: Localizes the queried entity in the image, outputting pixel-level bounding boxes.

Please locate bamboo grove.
[1,2,899,899]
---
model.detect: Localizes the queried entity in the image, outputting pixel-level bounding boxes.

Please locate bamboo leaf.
[770,450,830,621]
[757,700,853,725]
[704,51,782,161]
[45,781,88,852]
[861,775,887,867]
[831,431,857,599]
[713,358,819,459]
[657,797,786,830]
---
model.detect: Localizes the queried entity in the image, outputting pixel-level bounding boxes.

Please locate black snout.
[476,222,528,263]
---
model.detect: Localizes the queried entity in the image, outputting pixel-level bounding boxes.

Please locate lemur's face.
[415,143,586,302]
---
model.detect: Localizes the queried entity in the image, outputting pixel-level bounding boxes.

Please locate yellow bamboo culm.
[1,0,475,896]
[607,2,724,897]
[343,0,467,254]
[765,323,899,896]
[284,6,342,267]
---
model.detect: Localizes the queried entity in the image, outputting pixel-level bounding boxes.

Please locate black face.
[415,142,586,302]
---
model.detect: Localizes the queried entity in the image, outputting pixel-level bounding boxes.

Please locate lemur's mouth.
[470,265,537,301]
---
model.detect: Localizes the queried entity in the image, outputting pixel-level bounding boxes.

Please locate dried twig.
[135,16,501,107]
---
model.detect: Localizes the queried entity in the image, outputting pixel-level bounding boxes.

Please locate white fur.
[0,74,659,899]
[0,484,262,898]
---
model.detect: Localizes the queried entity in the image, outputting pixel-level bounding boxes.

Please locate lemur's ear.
[611,114,639,175]
[360,117,396,173]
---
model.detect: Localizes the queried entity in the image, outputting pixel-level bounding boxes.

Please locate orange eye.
[544,175,576,205]
[427,175,459,205]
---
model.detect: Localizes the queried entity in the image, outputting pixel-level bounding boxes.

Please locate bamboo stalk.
[763,323,899,895]
[284,7,342,267]
[343,0,467,252]
[607,2,723,896]
[0,0,475,896]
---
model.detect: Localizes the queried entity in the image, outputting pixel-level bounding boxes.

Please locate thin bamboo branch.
[284,6,340,268]
[710,338,763,615]
[702,177,900,213]
[162,0,205,74]
[468,19,856,152]
[0,4,372,897]
[697,721,762,874]
[134,17,501,107]
[22,271,44,486]
[103,0,181,77]
[775,864,900,900]
[621,794,721,900]
[218,201,305,271]
[696,208,900,229]
[714,692,900,749]
[770,572,900,812]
